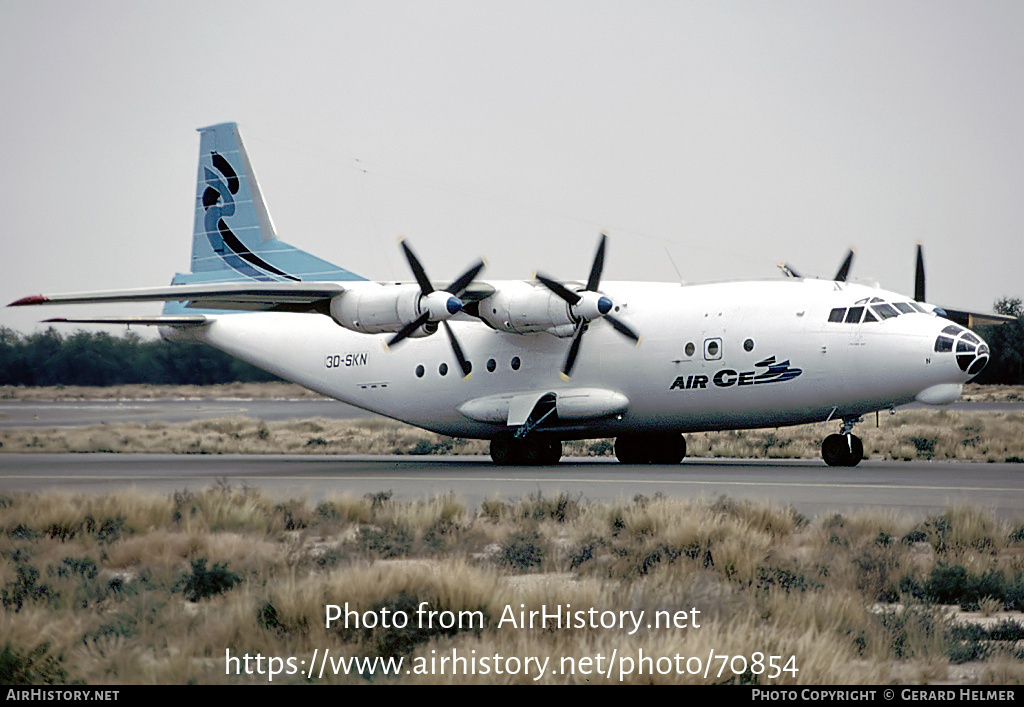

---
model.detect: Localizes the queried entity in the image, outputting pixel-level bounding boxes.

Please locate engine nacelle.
[329,284,428,335]
[477,282,576,336]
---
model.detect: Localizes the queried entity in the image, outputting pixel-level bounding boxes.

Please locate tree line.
[975,297,1024,385]
[0,327,279,387]
[0,298,1021,388]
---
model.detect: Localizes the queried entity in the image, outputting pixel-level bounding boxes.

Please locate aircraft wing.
[8,281,350,315]
[37,315,210,327]
[933,307,1018,329]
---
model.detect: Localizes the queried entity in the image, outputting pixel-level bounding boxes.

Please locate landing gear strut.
[822,418,864,467]
[489,434,562,466]
[614,433,687,464]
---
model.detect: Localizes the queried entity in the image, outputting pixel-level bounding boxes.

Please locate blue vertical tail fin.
[174,122,364,286]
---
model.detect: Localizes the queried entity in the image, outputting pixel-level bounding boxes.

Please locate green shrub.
[180,558,242,601]
[499,531,544,572]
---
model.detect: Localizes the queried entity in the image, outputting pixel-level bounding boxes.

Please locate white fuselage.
[176,278,979,439]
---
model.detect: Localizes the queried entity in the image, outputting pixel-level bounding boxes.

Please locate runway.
[2,453,1023,520]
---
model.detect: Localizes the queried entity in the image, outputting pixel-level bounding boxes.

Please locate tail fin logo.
[202,152,299,282]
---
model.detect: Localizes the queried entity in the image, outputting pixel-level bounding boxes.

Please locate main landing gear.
[488,432,689,465]
[489,434,562,466]
[821,418,864,467]
[614,433,687,465]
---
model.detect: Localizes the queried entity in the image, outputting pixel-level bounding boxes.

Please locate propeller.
[833,248,855,282]
[385,240,485,378]
[914,242,926,302]
[778,248,855,282]
[535,233,640,378]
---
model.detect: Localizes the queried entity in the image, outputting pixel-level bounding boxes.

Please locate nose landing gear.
[822,418,864,467]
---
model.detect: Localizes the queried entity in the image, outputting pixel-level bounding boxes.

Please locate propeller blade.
[535,273,582,306]
[445,259,486,297]
[586,233,607,292]
[779,262,801,278]
[400,240,434,295]
[834,249,854,282]
[605,313,640,343]
[442,320,472,378]
[386,311,430,348]
[914,243,926,302]
[562,322,587,378]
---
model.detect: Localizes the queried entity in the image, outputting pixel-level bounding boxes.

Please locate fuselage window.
[511,356,521,371]
[705,339,721,360]
[871,303,899,319]
[415,365,425,378]
[439,363,449,376]
[828,308,845,322]
[684,342,695,357]
[486,358,497,373]
[743,338,754,352]
[845,307,864,323]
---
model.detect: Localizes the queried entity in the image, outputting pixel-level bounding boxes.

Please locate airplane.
[8,122,1006,467]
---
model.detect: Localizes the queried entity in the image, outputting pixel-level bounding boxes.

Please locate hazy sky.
[2,1,1022,335]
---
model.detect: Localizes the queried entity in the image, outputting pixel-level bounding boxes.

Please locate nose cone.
[941,324,990,377]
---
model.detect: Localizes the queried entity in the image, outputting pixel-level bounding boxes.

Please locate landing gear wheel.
[489,435,562,466]
[822,433,863,467]
[614,435,646,464]
[615,433,686,464]
[520,439,562,466]
[489,435,519,465]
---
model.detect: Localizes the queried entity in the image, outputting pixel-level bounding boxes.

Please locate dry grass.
[2,487,1024,685]
[2,382,1019,403]
[2,383,1023,461]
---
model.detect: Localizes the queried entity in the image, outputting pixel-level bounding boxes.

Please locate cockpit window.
[935,336,954,353]
[871,303,899,320]
[828,298,930,323]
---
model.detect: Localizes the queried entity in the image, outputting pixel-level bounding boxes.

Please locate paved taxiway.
[2,453,1023,520]
[2,398,1021,519]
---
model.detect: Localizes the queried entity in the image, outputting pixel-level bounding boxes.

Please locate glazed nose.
[934,323,989,377]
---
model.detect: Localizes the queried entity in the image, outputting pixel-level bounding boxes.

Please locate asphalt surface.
[1,398,1022,520]
[2,453,1023,520]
